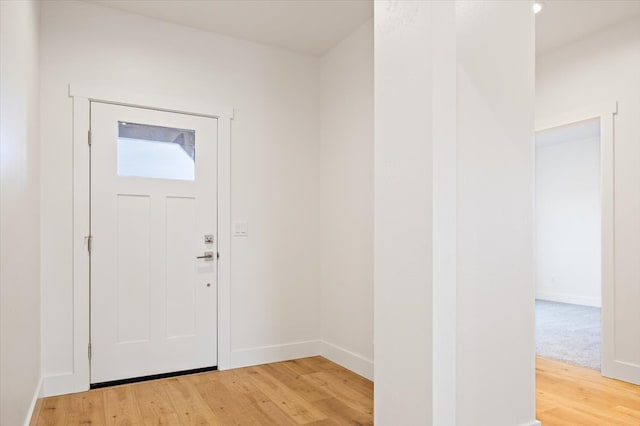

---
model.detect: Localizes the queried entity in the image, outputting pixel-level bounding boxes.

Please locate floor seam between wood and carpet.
[536,299,601,370]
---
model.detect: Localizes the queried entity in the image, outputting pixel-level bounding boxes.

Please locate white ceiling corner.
[81,0,640,57]
[535,0,640,54]
[83,0,373,56]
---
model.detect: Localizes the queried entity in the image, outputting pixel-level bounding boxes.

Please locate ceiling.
[85,0,373,56]
[536,0,640,54]
[535,117,600,148]
[84,0,640,57]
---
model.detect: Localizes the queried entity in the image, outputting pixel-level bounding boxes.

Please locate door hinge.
[85,235,93,253]
[88,129,92,146]
[217,252,220,259]
[88,342,92,360]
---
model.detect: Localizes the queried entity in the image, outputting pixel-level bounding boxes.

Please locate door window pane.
[117,121,195,180]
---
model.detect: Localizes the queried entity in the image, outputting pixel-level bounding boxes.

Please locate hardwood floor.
[32,356,373,425]
[536,356,640,425]
[32,355,640,425]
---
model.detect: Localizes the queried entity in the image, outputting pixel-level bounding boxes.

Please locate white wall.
[40,0,321,391]
[0,1,42,424]
[319,20,373,380]
[536,16,640,378]
[535,119,601,307]
[375,1,537,424]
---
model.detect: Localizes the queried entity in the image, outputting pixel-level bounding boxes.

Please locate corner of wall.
[318,12,374,381]
[23,378,43,426]
[320,341,373,380]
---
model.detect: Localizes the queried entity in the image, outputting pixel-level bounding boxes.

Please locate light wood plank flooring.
[32,356,373,425]
[536,356,640,425]
[32,355,640,425]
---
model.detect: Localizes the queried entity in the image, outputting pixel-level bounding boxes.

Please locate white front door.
[90,102,218,384]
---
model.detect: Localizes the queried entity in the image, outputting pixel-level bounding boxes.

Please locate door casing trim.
[535,101,640,385]
[50,84,234,396]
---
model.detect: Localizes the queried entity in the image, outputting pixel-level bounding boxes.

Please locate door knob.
[196,251,214,261]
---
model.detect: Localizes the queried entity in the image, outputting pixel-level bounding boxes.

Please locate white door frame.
[535,101,631,381]
[66,84,233,394]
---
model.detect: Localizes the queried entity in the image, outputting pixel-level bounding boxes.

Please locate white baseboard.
[519,421,542,426]
[41,372,88,398]
[320,341,373,381]
[602,358,640,386]
[228,339,374,382]
[41,339,372,398]
[536,292,601,308]
[23,377,43,426]
[41,342,322,397]
[229,340,322,369]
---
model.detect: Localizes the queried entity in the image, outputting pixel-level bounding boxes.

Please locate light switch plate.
[233,220,248,237]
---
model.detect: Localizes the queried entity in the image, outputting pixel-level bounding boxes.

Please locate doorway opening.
[66,85,233,395]
[535,118,602,371]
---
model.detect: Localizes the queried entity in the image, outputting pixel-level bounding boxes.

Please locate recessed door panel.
[166,196,197,339]
[116,194,151,344]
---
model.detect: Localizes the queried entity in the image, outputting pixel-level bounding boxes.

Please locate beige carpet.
[535,299,601,370]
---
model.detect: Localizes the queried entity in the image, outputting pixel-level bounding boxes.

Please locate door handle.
[196,251,214,261]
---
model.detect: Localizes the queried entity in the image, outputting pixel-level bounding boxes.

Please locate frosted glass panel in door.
[117,121,195,180]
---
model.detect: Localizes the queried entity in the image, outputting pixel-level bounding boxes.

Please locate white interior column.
[432,2,458,425]
[374,1,537,425]
[455,2,536,425]
[374,1,434,424]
